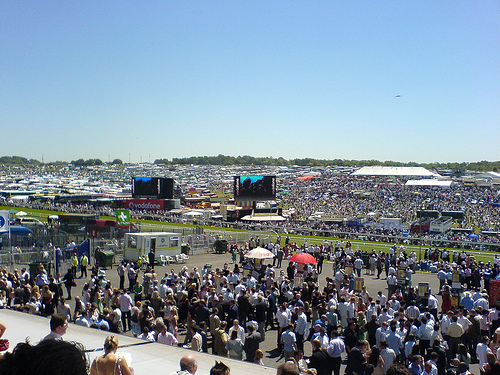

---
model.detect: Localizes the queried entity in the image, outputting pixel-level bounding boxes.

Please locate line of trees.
[0,156,41,165]
[155,154,499,172]
[71,158,123,166]
[1,155,498,172]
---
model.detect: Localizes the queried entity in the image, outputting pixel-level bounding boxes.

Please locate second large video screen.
[234,175,276,200]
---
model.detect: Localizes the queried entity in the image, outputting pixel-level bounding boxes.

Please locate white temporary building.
[241,214,286,221]
[352,166,440,177]
[405,179,453,188]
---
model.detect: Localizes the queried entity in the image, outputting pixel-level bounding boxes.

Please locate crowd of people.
[3,234,500,374]
[5,174,500,251]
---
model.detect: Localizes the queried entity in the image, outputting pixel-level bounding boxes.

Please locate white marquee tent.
[351,166,440,177]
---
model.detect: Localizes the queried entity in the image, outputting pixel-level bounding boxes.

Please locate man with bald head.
[169,354,198,375]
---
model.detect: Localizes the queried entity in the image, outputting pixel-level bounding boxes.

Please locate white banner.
[0,211,9,233]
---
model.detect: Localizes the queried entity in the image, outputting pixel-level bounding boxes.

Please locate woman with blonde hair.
[357,311,367,341]
[150,290,162,317]
[130,305,141,338]
[30,285,40,306]
[90,335,133,375]
[56,296,71,322]
[41,284,54,316]
[169,305,179,337]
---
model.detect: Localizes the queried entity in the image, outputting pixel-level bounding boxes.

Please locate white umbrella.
[15,211,27,217]
[244,247,275,259]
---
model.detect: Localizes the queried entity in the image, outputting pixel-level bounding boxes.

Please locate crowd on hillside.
[2,239,500,375]
[6,175,500,250]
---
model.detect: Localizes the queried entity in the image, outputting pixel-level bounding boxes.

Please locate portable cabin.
[124,232,181,261]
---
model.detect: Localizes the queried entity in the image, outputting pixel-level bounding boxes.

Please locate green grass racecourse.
[1,205,496,265]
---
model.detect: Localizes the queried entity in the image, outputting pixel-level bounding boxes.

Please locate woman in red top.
[440,284,452,313]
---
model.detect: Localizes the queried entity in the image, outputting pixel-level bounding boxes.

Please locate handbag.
[0,339,9,352]
[72,280,77,287]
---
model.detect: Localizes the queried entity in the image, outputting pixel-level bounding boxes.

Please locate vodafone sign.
[125,199,164,211]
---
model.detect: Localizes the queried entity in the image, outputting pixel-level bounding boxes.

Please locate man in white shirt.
[354,257,364,277]
[379,340,396,374]
[338,297,348,328]
[375,321,389,346]
[427,292,439,319]
[421,360,438,375]
[346,296,357,320]
[42,313,68,341]
[228,319,246,344]
[366,301,377,318]
[295,306,308,352]
[387,273,397,297]
[334,269,345,290]
[418,316,434,355]
[405,304,420,320]
[378,291,387,307]
[118,288,134,332]
[158,324,179,346]
[327,294,338,311]
[327,330,345,375]
[389,296,401,311]
[378,308,393,325]
[159,278,173,299]
[227,271,239,286]
[457,309,472,334]
[277,304,291,350]
[234,282,246,296]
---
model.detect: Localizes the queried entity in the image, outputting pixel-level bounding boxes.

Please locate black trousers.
[330,356,342,375]
[296,333,304,352]
[121,310,131,331]
[419,339,430,356]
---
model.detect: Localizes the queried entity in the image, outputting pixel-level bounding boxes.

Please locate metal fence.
[2,220,498,272]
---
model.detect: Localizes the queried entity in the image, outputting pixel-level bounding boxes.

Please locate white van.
[15,217,45,229]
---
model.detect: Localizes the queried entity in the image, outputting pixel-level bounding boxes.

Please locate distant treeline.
[1,155,498,172]
[155,155,499,172]
[0,156,123,167]
[0,156,41,165]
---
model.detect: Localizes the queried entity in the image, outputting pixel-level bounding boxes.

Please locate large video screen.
[234,175,276,201]
[132,177,174,199]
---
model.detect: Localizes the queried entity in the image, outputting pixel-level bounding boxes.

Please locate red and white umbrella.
[289,252,317,264]
[244,247,275,259]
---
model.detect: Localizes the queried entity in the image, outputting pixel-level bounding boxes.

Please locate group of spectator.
[4,228,500,375]
[5,172,500,251]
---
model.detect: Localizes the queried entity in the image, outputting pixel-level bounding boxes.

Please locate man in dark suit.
[243,323,262,362]
[255,295,268,340]
[227,299,238,323]
[343,321,359,353]
[237,290,251,326]
[308,339,331,375]
[346,340,367,375]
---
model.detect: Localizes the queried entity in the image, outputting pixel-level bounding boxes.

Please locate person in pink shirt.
[157,323,178,346]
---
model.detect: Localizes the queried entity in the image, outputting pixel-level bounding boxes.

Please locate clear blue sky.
[1,1,499,164]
